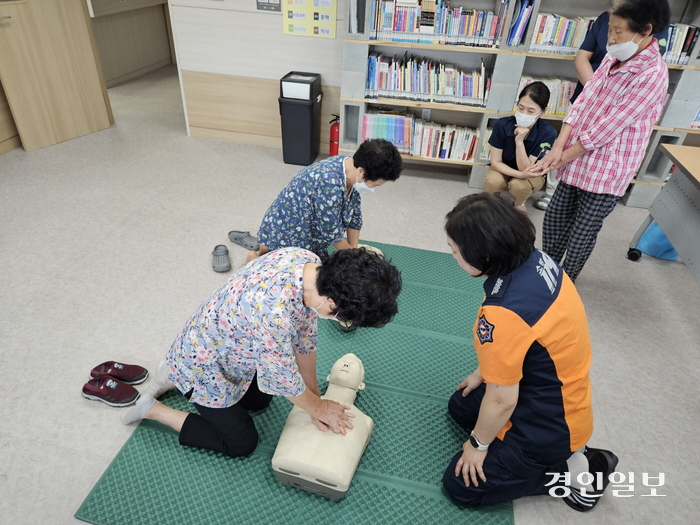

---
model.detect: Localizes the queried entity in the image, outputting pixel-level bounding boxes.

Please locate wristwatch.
[469,431,489,451]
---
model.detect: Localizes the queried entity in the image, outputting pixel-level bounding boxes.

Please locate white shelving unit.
[341,0,700,208]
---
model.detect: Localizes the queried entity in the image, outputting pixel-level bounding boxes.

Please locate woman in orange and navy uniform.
[442,193,617,512]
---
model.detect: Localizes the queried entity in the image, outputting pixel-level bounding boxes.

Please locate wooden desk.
[660,144,700,184]
[628,144,700,283]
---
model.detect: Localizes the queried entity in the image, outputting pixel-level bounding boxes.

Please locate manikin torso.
[271,353,374,498]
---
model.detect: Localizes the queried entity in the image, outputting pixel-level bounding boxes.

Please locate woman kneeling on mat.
[122,247,401,457]
[229,138,402,264]
[442,193,617,512]
[483,82,557,214]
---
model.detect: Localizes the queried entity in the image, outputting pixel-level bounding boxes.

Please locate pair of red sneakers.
[81,361,149,407]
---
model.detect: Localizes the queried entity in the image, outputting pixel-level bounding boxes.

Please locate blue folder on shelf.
[507,0,533,46]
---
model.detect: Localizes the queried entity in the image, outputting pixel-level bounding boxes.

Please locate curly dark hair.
[352,139,403,182]
[445,193,535,277]
[610,0,670,35]
[315,247,402,328]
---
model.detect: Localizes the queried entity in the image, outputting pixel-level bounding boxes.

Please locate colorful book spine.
[514,76,577,115]
[368,0,503,48]
[362,110,479,162]
[690,107,700,129]
[685,27,700,64]
[364,52,488,107]
[665,24,700,65]
[528,14,595,55]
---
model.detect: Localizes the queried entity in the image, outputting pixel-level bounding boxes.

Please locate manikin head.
[326,353,366,391]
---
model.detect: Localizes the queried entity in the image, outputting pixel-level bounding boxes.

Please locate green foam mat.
[75,242,513,525]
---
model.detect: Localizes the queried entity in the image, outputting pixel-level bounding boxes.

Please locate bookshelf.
[336,147,486,167]
[342,0,700,208]
[344,39,510,54]
[341,0,530,169]
[341,96,494,113]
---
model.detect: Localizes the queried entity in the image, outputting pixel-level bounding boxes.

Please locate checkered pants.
[542,181,620,282]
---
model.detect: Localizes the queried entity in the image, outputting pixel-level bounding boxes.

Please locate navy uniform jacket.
[488,116,557,172]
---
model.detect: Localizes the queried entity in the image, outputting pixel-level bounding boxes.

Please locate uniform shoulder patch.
[477,314,495,344]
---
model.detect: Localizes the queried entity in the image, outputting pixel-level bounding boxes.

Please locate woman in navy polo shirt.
[483,82,557,213]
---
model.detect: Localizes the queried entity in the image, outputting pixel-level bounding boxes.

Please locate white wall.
[170,0,348,87]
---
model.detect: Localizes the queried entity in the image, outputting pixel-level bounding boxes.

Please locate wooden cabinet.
[88,0,174,88]
[0,80,20,155]
[0,0,112,152]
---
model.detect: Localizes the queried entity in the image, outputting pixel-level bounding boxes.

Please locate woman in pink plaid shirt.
[529,0,670,282]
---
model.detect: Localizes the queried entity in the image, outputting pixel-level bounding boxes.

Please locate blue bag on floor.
[637,221,679,260]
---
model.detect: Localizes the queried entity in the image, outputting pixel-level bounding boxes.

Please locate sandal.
[337,320,358,333]
[212,245,231,272]
[228,230,260,251]
[535,196,551,211]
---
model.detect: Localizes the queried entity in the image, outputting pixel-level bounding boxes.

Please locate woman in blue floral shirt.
[230,139,402,263]
[122,247,401,458]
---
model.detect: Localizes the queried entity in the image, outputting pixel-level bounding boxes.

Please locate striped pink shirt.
[559,40,668,197]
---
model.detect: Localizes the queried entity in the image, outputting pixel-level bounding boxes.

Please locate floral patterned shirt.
[257,156,363,256]
[165,248,320,408]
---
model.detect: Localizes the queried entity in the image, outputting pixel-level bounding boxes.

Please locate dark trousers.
[542,181,620,282]
[178,375,272,457]
[442,384,569,507]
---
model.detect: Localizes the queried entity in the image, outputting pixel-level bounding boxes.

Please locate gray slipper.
[212,244,231,272]
[535,196,551,211]
[228,230,260,251]
[337,320,357,333]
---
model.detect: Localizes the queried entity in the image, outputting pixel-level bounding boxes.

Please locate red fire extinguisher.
[329,114,340,156]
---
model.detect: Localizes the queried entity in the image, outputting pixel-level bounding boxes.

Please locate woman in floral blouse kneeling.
[122,247,401,457]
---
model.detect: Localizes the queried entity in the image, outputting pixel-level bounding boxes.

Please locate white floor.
[1,65,698,525]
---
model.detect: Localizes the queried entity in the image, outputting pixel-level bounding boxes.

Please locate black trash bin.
[279,72,322,166]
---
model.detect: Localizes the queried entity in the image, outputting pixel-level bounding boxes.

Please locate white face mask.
[607,33,640,62]
[514,111,540,128]
[309,300,340,322]
[353,181,375,193]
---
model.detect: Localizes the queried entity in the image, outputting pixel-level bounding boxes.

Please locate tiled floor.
[1,65,698,525]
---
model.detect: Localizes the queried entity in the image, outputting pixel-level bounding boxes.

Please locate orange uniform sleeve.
[473,305,535,386]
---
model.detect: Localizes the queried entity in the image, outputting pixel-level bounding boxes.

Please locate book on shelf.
[514,76,577,115]
[479,127,493,160]
[684,26,700,64]
[365,51,489,107]
[665,24,700,65]
[367,0,507,48]
[362,107,414,155]
[529,14,595,55]
[691,107,700,129]
[413,119,479,160]
[349,0,358,34]
[362,109,479,161]
[507,0,534,47]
